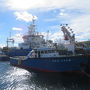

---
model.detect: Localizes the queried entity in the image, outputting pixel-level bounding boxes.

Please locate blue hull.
[10,55,89,73]
[4,49,32,56]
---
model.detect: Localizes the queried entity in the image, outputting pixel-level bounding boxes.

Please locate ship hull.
[10,55,89,73]
[4,49,32,56]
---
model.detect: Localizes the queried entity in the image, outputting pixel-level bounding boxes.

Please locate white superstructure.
[19,17,54,49]
[18,18,76,54]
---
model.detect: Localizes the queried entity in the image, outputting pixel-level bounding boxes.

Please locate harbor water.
[0,61,90,90]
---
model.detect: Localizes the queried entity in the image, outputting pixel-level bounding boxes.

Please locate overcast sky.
[0,0,90,47]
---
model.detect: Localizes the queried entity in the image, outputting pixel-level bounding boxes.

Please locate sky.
[0,0,90,47]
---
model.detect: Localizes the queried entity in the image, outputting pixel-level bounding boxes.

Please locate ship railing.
[10,56,26,60]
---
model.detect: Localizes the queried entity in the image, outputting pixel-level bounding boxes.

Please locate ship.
[10,47,90,72]
[10,24,90,74]
[0,51,10,61]
[3,17,52,56]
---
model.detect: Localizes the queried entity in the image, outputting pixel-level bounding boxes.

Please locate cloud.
[59,9,69,17]
[70,15,90,41]
[50,31,63,41]
[48,25,64,42]
[12,27,23,31]
[41,26,63,42]
[5,0,74,11]
[3,0,90,12]
[14,11,37,22]
[12,33,23,43]
[46,19,90,42]
[0,44,5,48]
[1,0,90,43]
[68,0,90,10]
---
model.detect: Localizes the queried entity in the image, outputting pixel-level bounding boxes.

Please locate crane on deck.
[61,24,75,54]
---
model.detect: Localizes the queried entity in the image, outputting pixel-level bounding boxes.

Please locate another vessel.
[3,17,52,56]
[0,51,10,61]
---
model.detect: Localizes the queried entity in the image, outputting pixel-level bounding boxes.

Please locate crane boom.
[61,25,75,44]
[61,25,75,54]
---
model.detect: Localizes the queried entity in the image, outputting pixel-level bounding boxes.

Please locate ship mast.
[28,16,36,35]
[6,38,14,48]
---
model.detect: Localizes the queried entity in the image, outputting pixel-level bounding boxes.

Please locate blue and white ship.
[10,47,89,73]
[10,25,90,74]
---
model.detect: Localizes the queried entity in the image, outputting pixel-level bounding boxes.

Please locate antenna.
[32,16,36,24]
[46,30,49,41]
[28,16,37,35]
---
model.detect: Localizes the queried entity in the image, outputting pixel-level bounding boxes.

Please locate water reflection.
[1,67,30,89]
[29,73,90,90]
[0,62,90,90]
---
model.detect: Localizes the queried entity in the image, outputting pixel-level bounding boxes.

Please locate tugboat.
[10,24,90,74]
